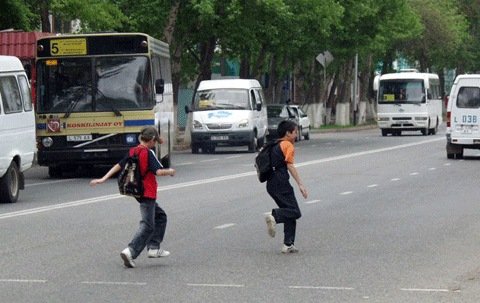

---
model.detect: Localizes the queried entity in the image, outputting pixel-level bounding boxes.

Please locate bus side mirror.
[373,75,380,91]
[155,79,165,94]
[256,103,262,111]
[185,105,191,113]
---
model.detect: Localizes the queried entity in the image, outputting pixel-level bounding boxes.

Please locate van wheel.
[248,134,257,153]
[304,127,310,140]
[0,162,20,203]
[48,166,63,178]
[447,153,454,159]
[381,129,388,136]
[297,127,302,141]
[421,128,428,136]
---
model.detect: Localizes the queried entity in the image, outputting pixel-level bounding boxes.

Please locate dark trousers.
[129,198,167,259]
[267,176,301,246]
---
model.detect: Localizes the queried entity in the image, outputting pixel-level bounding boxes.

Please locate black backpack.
[254,141,277,183]
[118,148,146,198]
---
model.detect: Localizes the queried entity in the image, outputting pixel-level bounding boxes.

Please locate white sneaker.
[281,244,299,254]
[120,247,136,268]
[147,248,170,258]
[265,214,276,238]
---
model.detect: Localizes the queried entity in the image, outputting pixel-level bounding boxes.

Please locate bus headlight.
[378,117,389,122]
[238,119,249,128]
[125,134,137,144]
[42,137,53,148]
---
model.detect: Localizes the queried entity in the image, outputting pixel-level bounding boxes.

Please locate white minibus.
[374,72,443,136]
[186,79,268,153]
[0,56,36,203]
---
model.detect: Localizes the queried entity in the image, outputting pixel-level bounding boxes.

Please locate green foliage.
[0,0,37,31]
[51,0,127,32]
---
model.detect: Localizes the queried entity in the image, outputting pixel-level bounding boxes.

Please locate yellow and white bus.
[35,33,174,177]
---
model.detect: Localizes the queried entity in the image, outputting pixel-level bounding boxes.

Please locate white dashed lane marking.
[289,285,354,291]
[391,178,400,181]
[340,191,353,195]
[305,199,321,204]
[0,279,47,283]
[214,223,236,229]
[400,288,451,293]
[187,283,244,288]
[81,281,147,286]
[367,184,378,188]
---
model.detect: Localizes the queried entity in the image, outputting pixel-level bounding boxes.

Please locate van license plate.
[211,135,228,141]
[67,135,93,142]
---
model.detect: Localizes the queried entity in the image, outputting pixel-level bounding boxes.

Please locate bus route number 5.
[51,42,59,55]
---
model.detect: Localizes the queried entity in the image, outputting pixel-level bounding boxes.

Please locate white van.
[186,79,268,153]
[446,74,480,159]
[374,72,443,136]
[0,56,36,203]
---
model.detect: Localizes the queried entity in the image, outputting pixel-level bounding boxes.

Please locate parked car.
[288,104,311,140]
[266,104,297,142]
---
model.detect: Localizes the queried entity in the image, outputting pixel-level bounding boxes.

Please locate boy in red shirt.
[90,126,175,268]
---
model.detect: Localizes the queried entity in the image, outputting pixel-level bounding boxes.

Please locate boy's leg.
[128,199,156,258]
[147,203,167,250]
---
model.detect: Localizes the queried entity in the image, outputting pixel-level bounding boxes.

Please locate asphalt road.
[2,126,480,302]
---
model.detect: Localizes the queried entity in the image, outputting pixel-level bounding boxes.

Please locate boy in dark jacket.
[265,120,308,253]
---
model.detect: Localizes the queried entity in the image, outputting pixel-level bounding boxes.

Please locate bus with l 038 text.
[35,33,174,177]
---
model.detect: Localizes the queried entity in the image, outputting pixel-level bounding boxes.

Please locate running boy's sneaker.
[281,244,299,254]
[120,247,136,268]
[265,214,276,238]
[147,248,170,258]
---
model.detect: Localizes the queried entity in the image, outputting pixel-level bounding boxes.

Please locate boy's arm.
[156,168,175,177]
[287,163,308,199]
[90,164,121,186]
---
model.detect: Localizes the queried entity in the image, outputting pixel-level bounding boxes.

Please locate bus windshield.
[36,56,153,114]
[193,89,250,111]
[378,79,425,104]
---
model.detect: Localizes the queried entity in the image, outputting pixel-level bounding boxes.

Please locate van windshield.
[193,89,249,111]
[378,79,425,104]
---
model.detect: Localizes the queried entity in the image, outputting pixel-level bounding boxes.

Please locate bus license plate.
[211,135,228,141]
[67,135,92,142]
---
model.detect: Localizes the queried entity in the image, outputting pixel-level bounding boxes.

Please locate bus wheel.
[48,166,63,178]
[0,162,20,203]
[192,144,200,154]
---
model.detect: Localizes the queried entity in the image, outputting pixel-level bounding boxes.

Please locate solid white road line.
[200,158,219,162]
[26,179,77,187]
[1,137,443,220]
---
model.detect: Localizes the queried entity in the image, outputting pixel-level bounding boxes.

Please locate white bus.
[374,72,443,136]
